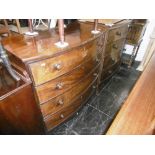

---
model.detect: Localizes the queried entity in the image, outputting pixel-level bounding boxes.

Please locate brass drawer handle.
[56,83,63,89]
[116,31,121,36]
[60,114,64,119]
[58,99,64,105]
[112,44,118,49]
[53,63,62,70]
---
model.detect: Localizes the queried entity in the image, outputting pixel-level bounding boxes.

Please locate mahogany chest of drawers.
[1,21,106,133]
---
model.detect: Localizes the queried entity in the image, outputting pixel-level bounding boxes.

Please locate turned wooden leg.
[128,45,137,68]
[15,19,22,34]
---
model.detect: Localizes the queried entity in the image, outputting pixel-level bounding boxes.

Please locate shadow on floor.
[49,62,141,135]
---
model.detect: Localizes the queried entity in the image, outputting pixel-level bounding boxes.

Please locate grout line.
[87,103,112,118]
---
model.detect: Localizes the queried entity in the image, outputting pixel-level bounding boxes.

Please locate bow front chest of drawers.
[2,22,106,133]
[1,20,130,134]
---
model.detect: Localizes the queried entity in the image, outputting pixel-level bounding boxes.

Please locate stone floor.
[49,62,141,135]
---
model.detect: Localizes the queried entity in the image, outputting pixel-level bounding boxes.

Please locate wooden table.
[106,50,155,135]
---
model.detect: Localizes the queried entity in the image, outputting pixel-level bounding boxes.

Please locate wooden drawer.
[44,79,97,131]
[107,25,128,43]
[104,38,125,58]
[35,60,100,103]
[29,39,99,86]
[101,62,120,81]
[40,66,99,116]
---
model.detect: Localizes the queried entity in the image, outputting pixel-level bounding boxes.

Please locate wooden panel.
[0,68,44,134]
[106,52,155,135]
[44,79,97,131]
[104,38,125,57]
[35,59,100,103]
[107,25,128,43]
[40,67,98,117]
[29,39,98,86]
[101,62,120,82]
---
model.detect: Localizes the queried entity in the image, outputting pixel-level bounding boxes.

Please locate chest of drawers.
[98,20,131,83]
[2,21,106,133]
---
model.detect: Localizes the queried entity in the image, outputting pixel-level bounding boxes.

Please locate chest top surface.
[2,21,106,63]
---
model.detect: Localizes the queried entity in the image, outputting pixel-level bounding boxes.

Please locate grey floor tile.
[69,105,112,135]
[90,89,120,118]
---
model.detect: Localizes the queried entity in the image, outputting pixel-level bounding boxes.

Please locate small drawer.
[107,25,128,43]
[104,38,125,57]
[40,66,99,116]
[35,60,100,103]
[29,39,98,86]
[44,79,97,131]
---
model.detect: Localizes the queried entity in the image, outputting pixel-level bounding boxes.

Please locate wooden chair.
[0,19,11,36]
[0,19,22,36]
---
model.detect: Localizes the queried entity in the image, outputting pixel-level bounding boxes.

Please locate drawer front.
[101,62,120,81]
[107,25,128,43]
[29,39,98,86]
[44,79,96,131]
[40,66,99,117]
[35,60,100,103]
[104,38,125,59]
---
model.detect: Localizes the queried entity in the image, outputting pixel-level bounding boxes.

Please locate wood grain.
[0,68,44,134]
[107,51,155,135]
[40,66,99,117]
[35,59,100,103]
[29,40,98,86]
[44,79,97,131]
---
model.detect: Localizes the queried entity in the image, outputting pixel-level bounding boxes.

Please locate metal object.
[54,63,62,70]
[58,99,64,105]
[56,83,63,89]
[60,114,64,119]
[0,44,20,81]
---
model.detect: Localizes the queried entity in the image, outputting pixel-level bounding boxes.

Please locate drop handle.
[53,63,62,70]
[60,114,64,119]
[58,99,64,105]
[56,83,63,89]
[116,31,121,36]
